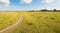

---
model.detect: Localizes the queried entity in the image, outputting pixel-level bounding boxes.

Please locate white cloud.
[0,0,10,6]
[42,0,54,3]
[21,0,32,4]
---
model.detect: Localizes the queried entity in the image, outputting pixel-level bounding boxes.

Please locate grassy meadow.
[0,12,60,33]
[0,12,20,30]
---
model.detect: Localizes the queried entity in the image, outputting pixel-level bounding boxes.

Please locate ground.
[0,12,60,33]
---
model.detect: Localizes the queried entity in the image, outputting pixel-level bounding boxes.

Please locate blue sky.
[0,0,60,11]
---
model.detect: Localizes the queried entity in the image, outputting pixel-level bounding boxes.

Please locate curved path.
[0,15,23,33]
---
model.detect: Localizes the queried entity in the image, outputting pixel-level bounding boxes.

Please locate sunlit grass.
[0,12,60,33]
[11,12,60,33]
[0,12,20,30]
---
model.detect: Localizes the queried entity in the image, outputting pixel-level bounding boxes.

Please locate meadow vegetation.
[0,12,60,33]
[0,12,20,31]
[11,12,60,33]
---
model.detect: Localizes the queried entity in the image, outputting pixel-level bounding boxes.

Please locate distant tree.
[40,9,48,11]
[53,9,56,11]
[28,10,35,12]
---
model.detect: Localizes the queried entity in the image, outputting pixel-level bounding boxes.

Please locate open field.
[0,12,20,31]
[0,12,60,33]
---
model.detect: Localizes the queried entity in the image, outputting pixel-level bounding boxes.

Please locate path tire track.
[0,15,23,33]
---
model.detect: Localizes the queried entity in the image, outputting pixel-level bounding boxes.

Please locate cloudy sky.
[0,0,60,11]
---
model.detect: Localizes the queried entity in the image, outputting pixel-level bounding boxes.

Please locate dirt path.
[0,15,23,33]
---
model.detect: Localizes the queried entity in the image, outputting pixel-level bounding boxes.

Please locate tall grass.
[0,12,60,33]
[11,12,60,33]
[0,12,20,30]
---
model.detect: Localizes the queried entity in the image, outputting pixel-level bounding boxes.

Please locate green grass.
[0,12,20,30]
[0,12,60,33]
[11,12,60,33]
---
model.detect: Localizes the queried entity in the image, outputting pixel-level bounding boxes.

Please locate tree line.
[28,9,60,12]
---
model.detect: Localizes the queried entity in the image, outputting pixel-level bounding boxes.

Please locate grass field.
[0,12,60,33]
[0,12,20,31]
